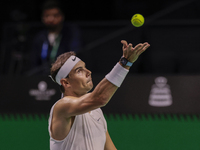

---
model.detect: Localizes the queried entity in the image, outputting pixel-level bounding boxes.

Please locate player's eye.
[77,69,82,73]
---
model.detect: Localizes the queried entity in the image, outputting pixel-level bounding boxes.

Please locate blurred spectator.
[28,0,81,75]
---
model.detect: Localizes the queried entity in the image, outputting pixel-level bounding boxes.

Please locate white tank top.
[48,103,107,150]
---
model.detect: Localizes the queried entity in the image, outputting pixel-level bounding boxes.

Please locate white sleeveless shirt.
[48,103,107,150]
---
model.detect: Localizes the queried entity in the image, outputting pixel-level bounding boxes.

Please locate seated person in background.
[30,0,81,75]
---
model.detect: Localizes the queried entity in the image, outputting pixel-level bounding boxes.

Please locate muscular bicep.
[55,93,105,118]
[55,78,118,118]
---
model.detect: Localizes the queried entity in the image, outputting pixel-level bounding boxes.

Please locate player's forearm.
[91,62,129,106]
[90,41,150,107]
[92,78,118,106]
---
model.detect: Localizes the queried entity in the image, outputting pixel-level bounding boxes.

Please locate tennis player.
[48,40,150,150]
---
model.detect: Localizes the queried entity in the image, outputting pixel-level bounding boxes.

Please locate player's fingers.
[137,49,145,55]
[137,43,150,55]
[133,43,142,52]
[123,44,132,57]
[139,43,148,51]
[128,43,133,51]
[142,43,150,51]
[121,40,128,48]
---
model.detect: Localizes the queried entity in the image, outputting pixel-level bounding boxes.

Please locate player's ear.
[60,78,70,87]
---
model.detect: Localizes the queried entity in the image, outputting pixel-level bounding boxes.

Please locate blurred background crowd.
[1,1,200,149]
[1,0,200,76]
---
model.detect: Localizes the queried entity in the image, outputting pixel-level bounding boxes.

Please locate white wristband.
[105,63,129,87]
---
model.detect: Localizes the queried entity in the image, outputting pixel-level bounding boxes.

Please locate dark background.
[1,0,200,22]
[1,0,200,75]
[1,0,182,22]
[1,0,200,114]
[1,2,200,150]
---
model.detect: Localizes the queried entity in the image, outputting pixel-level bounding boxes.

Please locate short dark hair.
[41,0,64,14]
[51,51,76,93]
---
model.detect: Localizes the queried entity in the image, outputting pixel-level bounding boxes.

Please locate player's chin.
[88,81,93,89]
[86,81,93,91]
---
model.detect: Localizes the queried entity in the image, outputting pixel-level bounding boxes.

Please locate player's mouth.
[87,78,92,83]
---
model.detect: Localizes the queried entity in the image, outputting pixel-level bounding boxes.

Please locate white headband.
[55,56,81,85]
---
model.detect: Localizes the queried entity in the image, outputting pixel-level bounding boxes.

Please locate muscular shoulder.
[56,93,92,107]
[54,97,73,114]
[53,96,80,118]
[53,93,96,118]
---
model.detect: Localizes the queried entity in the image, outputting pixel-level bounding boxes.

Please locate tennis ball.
[131,14,144,27]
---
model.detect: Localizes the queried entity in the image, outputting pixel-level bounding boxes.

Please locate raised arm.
[55,40,150,118]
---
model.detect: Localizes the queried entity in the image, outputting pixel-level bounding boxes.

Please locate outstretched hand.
[121,40,150,63]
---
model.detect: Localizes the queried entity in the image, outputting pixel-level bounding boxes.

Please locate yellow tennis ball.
[131,14,145,27]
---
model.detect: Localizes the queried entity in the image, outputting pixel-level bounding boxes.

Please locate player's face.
[42,8,64,29]
[68,61,93,96]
